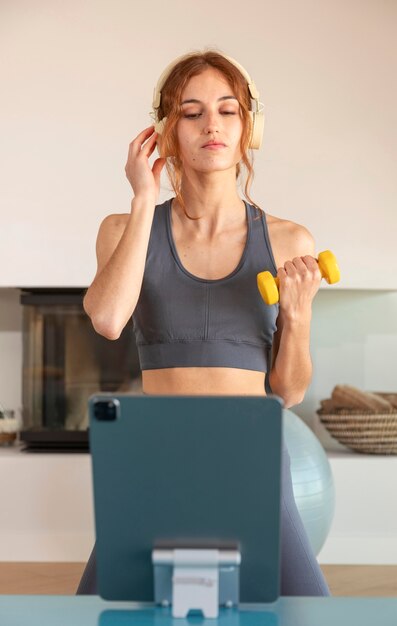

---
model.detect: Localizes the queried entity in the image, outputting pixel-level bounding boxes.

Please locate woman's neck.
[176,171,245,234]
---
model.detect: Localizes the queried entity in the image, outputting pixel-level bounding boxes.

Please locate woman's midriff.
[142,367,267,396]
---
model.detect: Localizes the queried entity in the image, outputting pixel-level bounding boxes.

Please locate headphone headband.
[151,51,264,151]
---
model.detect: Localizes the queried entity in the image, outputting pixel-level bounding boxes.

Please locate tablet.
[89,394,283,605]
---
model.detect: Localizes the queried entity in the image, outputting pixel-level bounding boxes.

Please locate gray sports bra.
[132,198,279,372]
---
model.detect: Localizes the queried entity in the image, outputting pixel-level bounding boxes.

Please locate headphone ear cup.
[154,116,167,135]
[248,110,265,150]
[154,116,172,157]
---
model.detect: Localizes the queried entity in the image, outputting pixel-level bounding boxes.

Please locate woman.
[79,50,330,596]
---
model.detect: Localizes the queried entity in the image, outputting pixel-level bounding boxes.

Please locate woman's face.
[176,68,244,174]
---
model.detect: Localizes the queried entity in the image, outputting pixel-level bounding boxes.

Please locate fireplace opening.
[20,288,142,451]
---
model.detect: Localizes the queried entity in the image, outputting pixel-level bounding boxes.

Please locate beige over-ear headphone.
[151,52,265,150]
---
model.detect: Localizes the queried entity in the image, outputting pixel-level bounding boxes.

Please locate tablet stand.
[152,547,241,618]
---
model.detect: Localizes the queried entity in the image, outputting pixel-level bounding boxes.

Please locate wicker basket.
[317,393,397,455]
[0,432,17,446]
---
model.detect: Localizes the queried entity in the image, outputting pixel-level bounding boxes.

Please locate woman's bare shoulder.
[265,211,315,266]
[99,212,130,231]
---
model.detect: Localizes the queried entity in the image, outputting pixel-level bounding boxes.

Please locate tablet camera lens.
[94,400,117,421]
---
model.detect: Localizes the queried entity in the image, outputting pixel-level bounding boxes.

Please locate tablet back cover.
[89,394,282,603]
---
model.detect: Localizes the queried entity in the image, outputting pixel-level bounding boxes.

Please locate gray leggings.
[76,441,330,596]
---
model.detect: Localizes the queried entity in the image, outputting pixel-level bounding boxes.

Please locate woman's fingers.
[144,133,159,158]
[128,126,157,155]
[284,256,318,275]
[135,125,156,141]
[125,128,159,175]
[279,256,322,287]
[152,157,166,183]
[124,126,164,197]
[302,255,321,277]
[276,256,322,315]
[284,257,306,273]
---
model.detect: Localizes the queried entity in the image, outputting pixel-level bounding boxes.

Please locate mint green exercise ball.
[282,409,335,556]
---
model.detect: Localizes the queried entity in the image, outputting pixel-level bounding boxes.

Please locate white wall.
[0,0,396,287]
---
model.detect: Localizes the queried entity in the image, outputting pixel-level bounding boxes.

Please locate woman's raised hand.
[125,126,166,202]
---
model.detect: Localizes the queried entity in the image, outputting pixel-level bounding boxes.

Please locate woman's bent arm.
[83,194,156,340]
[84,126,165,339]
[267,223,321,407]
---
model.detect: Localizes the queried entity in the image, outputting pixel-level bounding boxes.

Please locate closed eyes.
[183,111,237,119]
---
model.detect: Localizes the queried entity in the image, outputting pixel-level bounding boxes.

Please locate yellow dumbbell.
[257,250,340,305]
